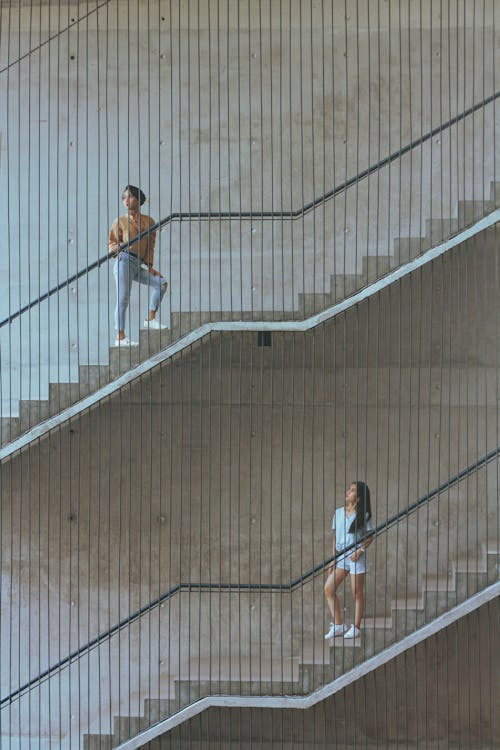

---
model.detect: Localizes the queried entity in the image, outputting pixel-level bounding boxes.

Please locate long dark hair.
[348,481,372,534]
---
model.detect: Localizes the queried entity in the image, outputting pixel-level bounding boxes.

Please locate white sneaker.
[343,625,361,639]
[143,318,168,330]
[113,337,138,347]
[324,622,347,639]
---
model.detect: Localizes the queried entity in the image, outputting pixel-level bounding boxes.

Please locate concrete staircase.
[2,185,499,451]
[81,547,498,750]
[0,328,170,447]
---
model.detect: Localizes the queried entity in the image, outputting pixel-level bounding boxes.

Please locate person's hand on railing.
[109,243,120,256]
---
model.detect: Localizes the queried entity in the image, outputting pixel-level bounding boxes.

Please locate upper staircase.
[2,183,500,451]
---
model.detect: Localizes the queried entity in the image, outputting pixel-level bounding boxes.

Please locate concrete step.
[113,714,152,745]
[143,697,178,724]
[83,734,114,750]
[457,199,495,226]
[105,328,168,379]
[423,588,459,620]
[0,416,21,447]
[138,327,171,358]
[388,606,426,640]
[18,398,50,432]
[489,180,500,206]
[298,292,332,317]
[78,363,113,393]
[392,236,432,264]
[361,254,391,281]
[425,217,459,242]
[48,380,88,414]
[330,272,359,301]
[487,547,500,583]
[92,699,178,750]
[454,569,489,601]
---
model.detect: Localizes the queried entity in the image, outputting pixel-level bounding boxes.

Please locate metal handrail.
[2,89,499,331]
[2,443,498,709]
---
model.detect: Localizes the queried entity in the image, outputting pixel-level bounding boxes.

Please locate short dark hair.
[123,184,146,205]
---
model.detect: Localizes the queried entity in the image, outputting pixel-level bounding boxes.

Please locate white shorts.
[336,549,367,574]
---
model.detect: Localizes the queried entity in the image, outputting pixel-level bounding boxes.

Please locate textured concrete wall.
[1,229,498,745]
[0,0,499,412]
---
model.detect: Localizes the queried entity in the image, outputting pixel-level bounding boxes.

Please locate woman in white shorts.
[324,481,374,640]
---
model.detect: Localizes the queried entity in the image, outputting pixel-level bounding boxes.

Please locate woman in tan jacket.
[109,185,168,346]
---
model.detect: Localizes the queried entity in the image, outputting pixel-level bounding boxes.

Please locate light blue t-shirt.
[332,506,374,552]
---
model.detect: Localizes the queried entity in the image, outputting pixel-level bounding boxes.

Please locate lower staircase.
[82,547,498,750]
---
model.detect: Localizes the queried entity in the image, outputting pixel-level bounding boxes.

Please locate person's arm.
[350,528,374,561]
[327,532,336,575]
[109,219,121,256]
[145,217,157,269]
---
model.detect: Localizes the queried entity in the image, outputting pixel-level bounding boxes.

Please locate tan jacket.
[109,213,156,267]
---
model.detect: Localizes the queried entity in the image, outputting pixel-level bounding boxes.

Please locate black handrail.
[1,443,498,708]
[2,89,499,331]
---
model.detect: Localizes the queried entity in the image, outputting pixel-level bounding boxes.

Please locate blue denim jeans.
[114,252,168,331]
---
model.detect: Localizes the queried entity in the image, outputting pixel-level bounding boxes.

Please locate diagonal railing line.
[1,443,498,709]
[2,89,499,330]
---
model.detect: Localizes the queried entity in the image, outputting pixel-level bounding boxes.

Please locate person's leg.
[137,267,168,324]
[114,254,136,338]
[350,572,365,629]
[148,274,168,320]
[324,566,349,623]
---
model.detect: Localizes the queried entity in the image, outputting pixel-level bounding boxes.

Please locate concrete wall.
[0,0,499,413]
[0,230,498,745]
